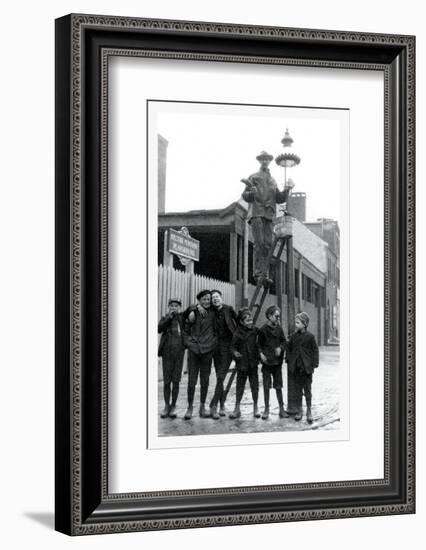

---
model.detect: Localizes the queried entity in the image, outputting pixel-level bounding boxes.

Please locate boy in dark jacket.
[209,289,237,419]
[229,308,260,419]
[286,312,319,423]
[258,305,288,420]
[158,298,186,418]
[183,290,217,419]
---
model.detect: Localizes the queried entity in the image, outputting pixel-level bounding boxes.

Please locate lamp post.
[275,129,301,415]
[274,128,301,327]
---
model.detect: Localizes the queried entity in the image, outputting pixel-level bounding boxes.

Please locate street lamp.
[275,128,301,189]
[275,129,301,414]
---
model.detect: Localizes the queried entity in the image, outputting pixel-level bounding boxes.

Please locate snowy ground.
[158,346,340,436]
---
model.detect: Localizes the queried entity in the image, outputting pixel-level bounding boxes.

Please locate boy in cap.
[158,298,186,418]
[183,290,217,419]
[286,312,319,423]
[229,308,260,419]
[209,289,237,419]
[257,305,288,420]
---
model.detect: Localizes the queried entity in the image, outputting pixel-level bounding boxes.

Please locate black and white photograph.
[110,54,384,492]
[150,101,348,447]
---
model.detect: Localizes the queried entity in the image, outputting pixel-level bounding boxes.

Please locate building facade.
[158,200,339,345]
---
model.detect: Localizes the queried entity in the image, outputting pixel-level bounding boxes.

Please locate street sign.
[167,228,200,262]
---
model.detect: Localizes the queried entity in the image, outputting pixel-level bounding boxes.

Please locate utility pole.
[275,129,301,414]
[275,128,300,334]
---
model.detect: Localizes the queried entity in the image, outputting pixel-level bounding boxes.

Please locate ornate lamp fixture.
[274,129,301,236]
[275,128,301,186]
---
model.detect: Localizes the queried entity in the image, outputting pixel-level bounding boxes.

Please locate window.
[307,277,312,303]
[248,242,255,285]
[294,268,299,298]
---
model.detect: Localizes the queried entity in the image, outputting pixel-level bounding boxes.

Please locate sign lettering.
[168,229,200,262]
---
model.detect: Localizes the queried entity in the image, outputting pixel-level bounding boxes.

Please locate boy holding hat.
[183,289,217,419]
[158,298,186,418]
[286,312,319,423]
[257,305,288,420]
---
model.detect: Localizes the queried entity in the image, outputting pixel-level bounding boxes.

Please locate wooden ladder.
[222,234,289,402]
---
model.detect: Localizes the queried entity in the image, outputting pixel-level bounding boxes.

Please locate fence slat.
[158,265,235,317]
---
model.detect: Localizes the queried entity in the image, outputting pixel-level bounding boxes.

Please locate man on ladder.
[241,150,290,287]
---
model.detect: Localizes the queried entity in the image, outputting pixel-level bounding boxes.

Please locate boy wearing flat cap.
[158,298,186,418]
[257,305,288,420]
[286,312,319,423]
[183,289,218,419]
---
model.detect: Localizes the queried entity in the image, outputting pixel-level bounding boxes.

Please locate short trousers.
[261,364,283,389]
[162,349,185,384]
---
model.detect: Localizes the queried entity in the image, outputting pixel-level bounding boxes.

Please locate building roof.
[291,217,327,273]
[159,201,332,275]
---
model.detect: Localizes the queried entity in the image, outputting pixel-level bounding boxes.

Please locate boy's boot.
[306,397,313,423]
[199,403,210,418]
[160,404,170,418]
[210,405,220,420]
[276,389,289,418]
[253,403,261,418]
[168,405,177,418]
[262,388,270,419]
[279,408,290,418]
[294,406,302,421]
[261,407,270,420]
[219,401,226,417]
[183,405,193,420]
[229,404,241,419]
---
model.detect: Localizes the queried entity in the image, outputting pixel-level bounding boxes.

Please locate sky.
[155,102,347,223]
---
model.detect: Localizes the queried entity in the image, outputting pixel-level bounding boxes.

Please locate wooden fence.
[158,265,236,317]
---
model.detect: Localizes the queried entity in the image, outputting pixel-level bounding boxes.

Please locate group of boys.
[158,289,319,423]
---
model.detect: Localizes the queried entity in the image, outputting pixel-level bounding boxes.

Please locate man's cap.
[256,150,273,162]
[237,307,252,324]
[296,311,310,327]
[168,298,182,306]
[196,289,211,301]
[265,305,280,318]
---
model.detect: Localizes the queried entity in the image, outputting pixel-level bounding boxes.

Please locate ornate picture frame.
[55,14,415,535]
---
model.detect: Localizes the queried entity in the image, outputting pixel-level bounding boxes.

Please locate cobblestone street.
[158,346,340,436]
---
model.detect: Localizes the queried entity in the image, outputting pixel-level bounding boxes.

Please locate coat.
[242,168,289,221]
[230,325,259,371]
[157,313,185,357]
[214,304,237,341]
[183,307,218,356]
[286,330,319,374]
[257,323,287,366]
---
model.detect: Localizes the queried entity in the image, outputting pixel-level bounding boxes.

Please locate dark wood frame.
[55,13,415,535]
